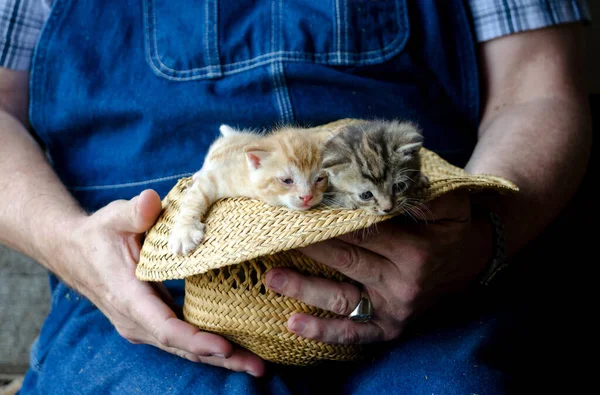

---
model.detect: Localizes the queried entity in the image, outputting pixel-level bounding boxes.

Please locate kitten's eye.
[393,181,408,194]
[315,176,325,183]
[359,191,373,200]
[281,178,294,185]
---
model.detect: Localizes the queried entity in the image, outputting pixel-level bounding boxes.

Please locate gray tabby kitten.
[322,120,429,215]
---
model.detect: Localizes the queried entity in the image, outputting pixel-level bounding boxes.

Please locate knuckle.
[329,290,350,316]
[409,247,430,268]
[153,327,171,348]
[116,327,139,344]
[339,325,360,345]
[222,359,246,373]
[332,246,358,271]
[301,319,324,340]
[394,307,413,323]
[172,349,197,363]
[286,279,304,300]
[398,282,421,304]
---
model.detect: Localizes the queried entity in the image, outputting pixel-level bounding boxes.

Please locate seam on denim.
[143,0,406,80]
[334,0,341,63]
[343,0,349,65]
[276,0,293,123]
[270,0,275,54]
[30,0,71,152]
[66,172,194,191]
[210,0,221,73]
[268,0,285,121]
[204,0,212,68]
[149,48,404,81]
[146,0,219,78]
[277,61,294,123]
[270,62,286,122]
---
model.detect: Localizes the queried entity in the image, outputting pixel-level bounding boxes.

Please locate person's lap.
[20,278,514,395]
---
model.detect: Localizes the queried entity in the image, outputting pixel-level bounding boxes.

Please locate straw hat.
[136,120,518,366]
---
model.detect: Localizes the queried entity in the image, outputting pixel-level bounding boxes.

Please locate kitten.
[168,124,328,255]
[321,120,429,215]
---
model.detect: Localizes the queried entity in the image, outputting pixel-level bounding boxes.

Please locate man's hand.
[58,189,266,376]
[265,191,492,344]
[0,68,266,376]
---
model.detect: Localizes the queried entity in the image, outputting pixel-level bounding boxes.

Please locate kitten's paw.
[168,221,206,255]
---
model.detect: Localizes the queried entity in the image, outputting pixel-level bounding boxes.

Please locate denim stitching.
[343,0,349,65]
[146,0,220,78]
[270,62,286,121]
[277,61,294,123]
[269,0,284,121]
[204,0,212,68]
[66,172,194,191]
[30,0,71,152]
[276,0,293,123]
[270,0,275,53]
[144,0,406,80]
[334,0,341,64]
[210,0,221,75]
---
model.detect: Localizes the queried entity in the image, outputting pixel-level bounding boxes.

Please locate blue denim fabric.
[17,0,525,393]
[28,0,479,212]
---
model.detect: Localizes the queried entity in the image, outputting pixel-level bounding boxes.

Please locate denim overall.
[20,0,516,393]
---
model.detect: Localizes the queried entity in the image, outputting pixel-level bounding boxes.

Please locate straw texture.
[137,149,517,280]
[136,125,518,365]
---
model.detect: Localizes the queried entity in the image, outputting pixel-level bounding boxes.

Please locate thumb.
[103,189,163,234]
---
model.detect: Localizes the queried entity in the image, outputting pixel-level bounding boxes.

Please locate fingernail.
[289,319,306,334]
[210,353,225,358]
[245,370,259,377]
[267,273,286,291]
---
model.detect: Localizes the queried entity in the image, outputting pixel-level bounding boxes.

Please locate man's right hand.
[1,68,265,377]
[61,189,266,376]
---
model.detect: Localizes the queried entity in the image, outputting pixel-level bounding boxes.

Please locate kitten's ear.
[244,145,271,170]
[396,134,424,160]
[219,124,238,137]
[322,152,348,175]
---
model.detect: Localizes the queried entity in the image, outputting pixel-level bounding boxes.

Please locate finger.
[265,268,362,316]
[159,343,266,377]
[197,348,267,377]
[298,239,395,286]
[287,313,387,344]
[151,316,234,358]
[335,221,417,261]
[104,189,162,233]
[129,284,233,358]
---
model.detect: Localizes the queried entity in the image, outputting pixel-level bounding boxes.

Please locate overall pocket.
[143,0,409,81]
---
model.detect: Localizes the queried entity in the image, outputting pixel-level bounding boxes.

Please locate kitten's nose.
[299,195,313,204]
[382,205,394,213]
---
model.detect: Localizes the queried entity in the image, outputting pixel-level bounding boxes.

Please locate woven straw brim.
[137,148,517,281]
[135,147,518,365]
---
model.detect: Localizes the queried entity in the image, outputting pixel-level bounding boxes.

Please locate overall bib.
[20,0,517,393]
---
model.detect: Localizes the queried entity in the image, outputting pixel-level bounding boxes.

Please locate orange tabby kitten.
[168,124,328,255]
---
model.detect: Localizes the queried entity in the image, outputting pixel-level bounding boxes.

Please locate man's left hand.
[265,191,492,344]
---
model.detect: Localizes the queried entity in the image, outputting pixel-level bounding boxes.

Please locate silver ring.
[348,290,374,322]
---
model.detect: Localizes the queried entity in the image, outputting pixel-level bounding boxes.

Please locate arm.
[264,24,592,343]
[0,69,84,265]
[0,68,265,376]
[467,23,592,256]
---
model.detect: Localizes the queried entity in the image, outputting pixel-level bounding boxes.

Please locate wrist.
[34,207,89,278]
[471,204,508,286]
[469,204,495,281]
